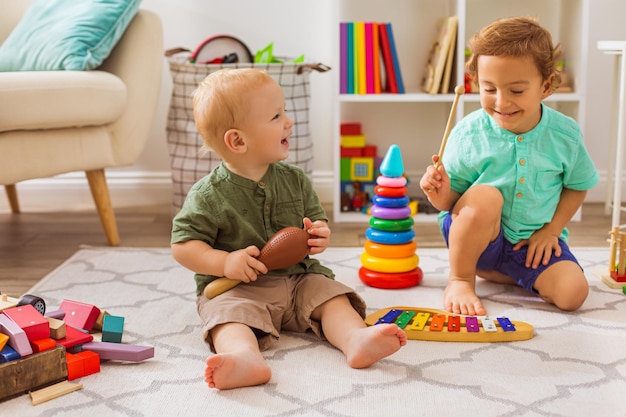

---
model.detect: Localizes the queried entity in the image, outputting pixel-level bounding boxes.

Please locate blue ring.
[366,228,415,244]
[372,195,410,208]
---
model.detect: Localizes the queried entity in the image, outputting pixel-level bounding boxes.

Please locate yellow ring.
[360,253,419,273]
[364,240,417,258]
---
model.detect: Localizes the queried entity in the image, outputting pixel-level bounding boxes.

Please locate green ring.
[369,216,414,231]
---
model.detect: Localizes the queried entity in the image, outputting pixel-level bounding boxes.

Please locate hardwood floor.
[0,202,618,298]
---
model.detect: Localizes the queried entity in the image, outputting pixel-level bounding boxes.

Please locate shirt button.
[519,159,526,165]
[259,181,265,187]
[519,177,525,183]
[265,204,270,211]
[516,193,523,198]
[517,136,523,142]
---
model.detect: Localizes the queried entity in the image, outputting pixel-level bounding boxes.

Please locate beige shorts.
[196,273,366,352]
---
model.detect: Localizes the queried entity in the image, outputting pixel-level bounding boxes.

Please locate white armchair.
[0,2,163,246]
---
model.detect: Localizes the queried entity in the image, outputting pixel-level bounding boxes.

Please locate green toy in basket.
[255,42,304,64]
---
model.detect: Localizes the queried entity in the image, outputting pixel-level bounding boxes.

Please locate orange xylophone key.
[429,314,446,331]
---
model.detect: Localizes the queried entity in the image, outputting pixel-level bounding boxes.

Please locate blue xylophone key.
[465,316,480,332]
[496,317,516,332]
[376,309,403,324]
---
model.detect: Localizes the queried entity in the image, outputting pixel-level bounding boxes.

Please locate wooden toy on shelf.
[365,306,534,342]
[600,226,626,288]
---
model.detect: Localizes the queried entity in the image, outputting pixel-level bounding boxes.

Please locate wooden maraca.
[203,226,311,299]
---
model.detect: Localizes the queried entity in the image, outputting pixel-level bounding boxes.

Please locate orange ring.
[364,240,417,258]
[359,267,423,289]
[360,253,419,273]
[374,185,408,198]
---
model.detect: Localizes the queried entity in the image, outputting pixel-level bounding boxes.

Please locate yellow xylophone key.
[409,312,430,330]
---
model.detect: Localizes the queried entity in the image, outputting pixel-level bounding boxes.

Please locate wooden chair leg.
[85,169,120,246]
[4,184,21,213]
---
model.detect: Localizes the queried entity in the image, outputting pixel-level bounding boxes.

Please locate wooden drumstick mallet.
[203,226,310,299]
[434,85,465,169]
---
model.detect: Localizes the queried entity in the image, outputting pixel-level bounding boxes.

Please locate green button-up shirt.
[438,104,600,244]
[172,162,333,295]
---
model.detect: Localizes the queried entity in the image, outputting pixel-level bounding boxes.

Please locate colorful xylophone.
[365,306,534,342]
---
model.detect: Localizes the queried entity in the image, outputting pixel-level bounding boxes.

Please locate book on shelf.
[339,21,403,95]
[422,16,458,95]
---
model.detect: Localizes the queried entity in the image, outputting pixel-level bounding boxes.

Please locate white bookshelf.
[333,0,589,223]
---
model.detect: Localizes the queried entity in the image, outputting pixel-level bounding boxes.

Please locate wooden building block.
[30,380,83,406]
[0,332,8,351]
[45,316,67,340]
[92,309,109,332]
[75,351,100,376]
[0,344,20,363]
[2,304,50,341]
[0,345,67,401]
[340,122,361,136]
[59,299,101,332]
[340,134,366,148]
[81,341,154,362]
[0,294,18,312]
[44,309,66,320]
[101,315,124,343]
[65,352,85,380]
[55,326,93,350]
[30,337,57,353]
[0,313,33,357]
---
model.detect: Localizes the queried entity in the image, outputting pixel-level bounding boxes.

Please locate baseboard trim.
[0,170,337,213]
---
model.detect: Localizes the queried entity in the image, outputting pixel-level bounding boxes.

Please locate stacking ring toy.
[360,253,419,273]
[376,175,407,187]
[364,240,417,258]
[358,267,423,289]
[370,205,412,220]
[372,195,410,208]
[374,185,408,198]
[369,216,414,232]
[366,228,415,244]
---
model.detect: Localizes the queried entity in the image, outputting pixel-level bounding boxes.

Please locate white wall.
[3,0,626,212]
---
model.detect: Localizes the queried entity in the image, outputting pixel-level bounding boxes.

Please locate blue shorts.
[441,212,581,293]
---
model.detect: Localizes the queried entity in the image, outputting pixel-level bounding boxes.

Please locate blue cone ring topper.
[379,144,404,178]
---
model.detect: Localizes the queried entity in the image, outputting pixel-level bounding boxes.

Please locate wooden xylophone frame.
[365,306,534,342]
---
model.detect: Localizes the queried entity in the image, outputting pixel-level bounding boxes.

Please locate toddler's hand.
[513,228,561,269]
[303,217,330,255]
[223,245,267,283]
[419,155,450,198]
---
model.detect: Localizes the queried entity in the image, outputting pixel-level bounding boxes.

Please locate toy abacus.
[365,306,534,342]
[359,144,423,289]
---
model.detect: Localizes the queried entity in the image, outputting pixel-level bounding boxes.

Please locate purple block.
[45,309,66,320]
[81,341,154,362]
[0,314,33,357]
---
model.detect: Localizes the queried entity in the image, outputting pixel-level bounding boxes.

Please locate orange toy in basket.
[203,227,310,299]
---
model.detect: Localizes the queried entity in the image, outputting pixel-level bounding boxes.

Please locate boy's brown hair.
[466,16,561,91]
[192,68,273,156]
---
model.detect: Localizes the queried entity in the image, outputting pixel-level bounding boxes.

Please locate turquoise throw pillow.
[0,0,142,71]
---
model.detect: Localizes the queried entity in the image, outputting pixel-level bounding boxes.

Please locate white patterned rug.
[2,247,625,417]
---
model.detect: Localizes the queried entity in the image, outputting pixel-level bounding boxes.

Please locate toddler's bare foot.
[444,278,486,316]
[205,351,271,390]
[345,323,407,369]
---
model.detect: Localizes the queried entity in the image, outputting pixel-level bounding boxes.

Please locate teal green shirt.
[438,104,600,244]
[171,162,333,295]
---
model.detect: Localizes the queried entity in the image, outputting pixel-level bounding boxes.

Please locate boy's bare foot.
[205,351,271,390]
[345,323,407,369]
[444,279,486,316]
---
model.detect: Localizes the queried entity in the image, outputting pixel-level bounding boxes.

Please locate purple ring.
[371,205,412,220]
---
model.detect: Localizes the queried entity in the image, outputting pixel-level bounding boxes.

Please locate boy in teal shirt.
[420,17,599,316]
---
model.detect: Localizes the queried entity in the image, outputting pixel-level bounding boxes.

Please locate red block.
[340,122,361,135]
[59,299,101,332]
[340,146,363,157]
[30,337,57,353]
[56,325,94,350]
[363,145,377,157]
[2,304,50,341]
[65,352,85,380]
[76,350,100,376]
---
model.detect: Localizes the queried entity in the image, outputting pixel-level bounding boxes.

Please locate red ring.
[374,185,408,198]
[358,267,423,289]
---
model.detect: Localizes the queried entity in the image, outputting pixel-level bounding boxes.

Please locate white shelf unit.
[333,0,589,223]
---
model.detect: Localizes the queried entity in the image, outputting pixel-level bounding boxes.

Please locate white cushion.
[0,71,126,132]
